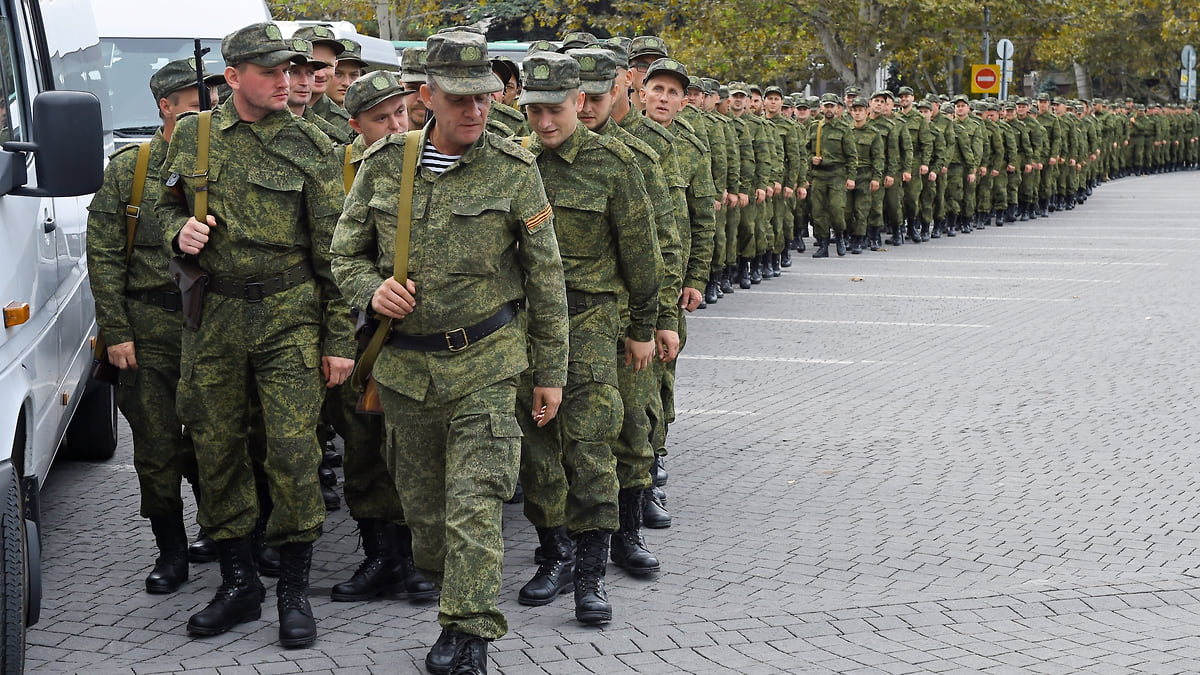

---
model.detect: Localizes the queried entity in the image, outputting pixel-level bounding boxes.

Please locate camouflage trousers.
[847,178,873,236]
[903,172,923,222]
[810,172,848,240]
[117,300,198,518]
[321,383,405,522]
[614,334,654,491]
[919,173,938,224]
[648,308,686,458]
[710,205,727,281]
[378,376,520,640]
[738,200,758,258]
[883,180,903,227]
[518,303,622,534]
[177,290,325,546]
[724,202,741,266]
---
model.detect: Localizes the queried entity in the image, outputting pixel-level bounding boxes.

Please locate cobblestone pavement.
[28,171,1200,674]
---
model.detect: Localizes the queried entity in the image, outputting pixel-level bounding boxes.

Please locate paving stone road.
[26,171,1200,674]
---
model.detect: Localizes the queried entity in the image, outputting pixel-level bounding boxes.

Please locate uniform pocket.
[549,193,608,260]
[446,196,512,275]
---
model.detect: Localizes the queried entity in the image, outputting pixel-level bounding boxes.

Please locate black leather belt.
[127,289,182,312]
[566,291,615,316]
[386,301,521,353]
[208,262,313,303]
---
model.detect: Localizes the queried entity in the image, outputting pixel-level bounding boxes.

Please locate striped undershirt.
[422,140,461,174]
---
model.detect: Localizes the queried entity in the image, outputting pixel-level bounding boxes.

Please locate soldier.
[284,40,352,146]
[682,76,727,303]
[869,90,911,246]
[329,38,368,109]
[487,56,525,136]
[513,51,661,625]
[704,78,743,292]
[808,92,858,257]
[292,26,354,141]
[946,94,978,235]
[727,82,771,283]
[86,58,216,595]
[846,96,883,254]
[323,71,435,604]
[330,29,569,674]
[159,23,352,648]
[917,97,944,239]
[897,86,932,241]
[1015,97,1045,221]
[400,47,429,128]
[763,86,803,273]
[626,36,670,114]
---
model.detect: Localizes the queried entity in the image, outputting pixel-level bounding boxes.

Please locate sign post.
[1182,45,1196,101]
[996,38,1014,100]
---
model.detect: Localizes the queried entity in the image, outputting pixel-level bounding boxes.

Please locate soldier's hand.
[738,193,749,207]
[845,179,856,190]
[655,329,680,362]
[783,186,794,199]
[967,173,976,184]
[625,338,655,373]
[812,155,822,166]
[107,341,137,370]
[902,171,912,182]
[919,165,929,175]
[372,278,417,319]
[680,287,703,312]
[322,356,354,388]
[927,172,937,182]
[869,180,879,192]
[797,187,808,199]
[531,386,563,427]
[755,189,767,204]
[884,176,894,188]
[1024,164,1032,173]
[774,182,782,194]
[714,198,722,212]
[178,215,216,255]
[990,169,999,177]
[766,186,775,198]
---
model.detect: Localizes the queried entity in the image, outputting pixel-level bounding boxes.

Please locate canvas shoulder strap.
[343,143,356,194]
[193,110,212,221]
[123,142,152,264]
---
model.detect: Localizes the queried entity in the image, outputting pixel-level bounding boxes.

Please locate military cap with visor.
[628,35,669,61]
[292,25,345,57]
[718,85,730,100]
[843,86,861,97]
[643,58,690,92]
[748,83,762,96]
[819,92,840,105]
[399,47,427,86]
[150,57,225,102]
[490,56,520,87]
[517,52,580,105]
[288,38,332,70]
[850,96,868,108]
[763,85,783,97]
[344,70,412,117]
[337,39,369,68]
[425,29,503,96]
[598,38,629,68]
[222,22,307,68]
[871,89,894,100]
[781,96,794,108]
[728,81,749,96]
[951,93,969,104]
[526,40,557,55]
[897,85,915,96]
[701,77,720,94]
[566,48,618,95]
[686,76,704,92]
[559,31,597,52]
[916,98,932,110]
[794,97,811,110]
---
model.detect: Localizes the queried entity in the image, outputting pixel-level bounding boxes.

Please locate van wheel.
[0,472,25,674]
[62,383,117,461]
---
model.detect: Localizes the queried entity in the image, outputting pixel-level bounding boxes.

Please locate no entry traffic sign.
[971,64,1000,94]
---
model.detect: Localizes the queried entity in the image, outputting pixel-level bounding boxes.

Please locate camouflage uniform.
[331,103,569,642]
[807,95,859,250]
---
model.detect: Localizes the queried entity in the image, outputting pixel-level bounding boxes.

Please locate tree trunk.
[1073,60,1091,99]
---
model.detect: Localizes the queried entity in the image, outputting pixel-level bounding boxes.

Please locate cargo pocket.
[446,196,511,275]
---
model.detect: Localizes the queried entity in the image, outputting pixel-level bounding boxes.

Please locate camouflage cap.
[628,35,669,61]
[517,52,581,105]
[1002,101,1016,110]
[871,89,894,100]
[843,86,861,97]
[951,93,969,104]
[288,39,332,70]
[399,47,427,85]
[425,29,502,96]
[897,85,915,96]
[938,94,950,102]
[763,85,783,97]
[1052,96,1066,105]
[1124,96,1134,103]
[819,92,840,105]
[150,57,223,102]
[643,58,689,92]
[782,96,795,108]
[1035,92,1051,101]
[567,48,618,95]
[598,37,629,68]
[806,95,820,106]
[718,85,729,100]
[794,97,811,110]
[850,96,868,108]
[687,76,704,92]
[222,22,305,68]
[748,83,762,96]
[526,40,558,55]
[915,98,932,110]
[728,81,749,97]
[344,70,412,117]
[338,39,369,68]
[292,25,345,57]
[701,78,720,95]
[559,31,597,52]
[984,101,999,111]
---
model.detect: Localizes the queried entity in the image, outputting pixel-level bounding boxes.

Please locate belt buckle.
[445,327,469,352]
[244,282,265,303]
[163,293,181,313]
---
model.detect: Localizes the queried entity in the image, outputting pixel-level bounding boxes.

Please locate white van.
[92,0,274,143]
[0,0,108,669]
[277,20,401,71]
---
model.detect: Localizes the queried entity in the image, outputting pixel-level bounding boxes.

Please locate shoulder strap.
[193,110,212,221]
[123,142,152,264]
[351,129,422,393]
[343,143,356,194]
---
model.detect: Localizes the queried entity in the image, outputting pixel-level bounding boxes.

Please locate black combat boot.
[749,255,763,284]
[835,233,847,256]
[994,209,1005,226]
[812,239,829,258]
[780,248,792,268]
[893,224,905,245]
[188,528,217,564]
[250,516,280,578]
[643,486,671,529]
[795,234,806,252]
[447,634,489,674]
[720,266,735,294]
[652,455,668,487]
[919,221,931,242]
[906,219,920,242]
[573,531,612,625]
[867,227,882,250]
[277,541,317,648]
[737,258,752,289]
[771,252,782,276]
[426,627,465,675]
[187,537,265,637]
[704,279,720,305]
[392,524,436,600]
[930,219,942,239]
[518,526,574,606]
[610,489,661,575]
[330,518,401,602]
[757,253,771,281]
[146,512,189,594]
[318,455,340,512]
[1019,204,1029,221]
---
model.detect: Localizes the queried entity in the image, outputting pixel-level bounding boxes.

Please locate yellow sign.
[971,64,1001,94]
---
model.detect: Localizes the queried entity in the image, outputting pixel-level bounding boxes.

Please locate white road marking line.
[680,355,911,366]
[800,272,1119,283]
[742,290,1072,302]
[674,408,761,416]
[689,316,990,328]
[847,258,1165,266]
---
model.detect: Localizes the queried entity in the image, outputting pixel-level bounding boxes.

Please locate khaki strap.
[343,144,355,194]
[123,142,152,264]
[193,110,212,221]
[815,119,824,158]
[351,129,422,393]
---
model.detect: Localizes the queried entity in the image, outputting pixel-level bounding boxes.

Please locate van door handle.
[43,216,55,233]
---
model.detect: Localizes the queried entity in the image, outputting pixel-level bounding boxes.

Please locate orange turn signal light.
[3,302,29,328]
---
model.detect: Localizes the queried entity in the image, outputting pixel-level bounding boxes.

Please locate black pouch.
[168,256,210,331]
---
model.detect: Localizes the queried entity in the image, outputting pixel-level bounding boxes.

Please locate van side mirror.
[2,90,104,198]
